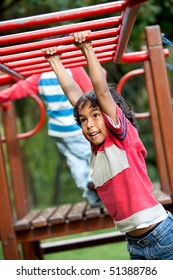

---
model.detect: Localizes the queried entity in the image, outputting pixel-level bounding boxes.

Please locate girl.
[42,30,173,260]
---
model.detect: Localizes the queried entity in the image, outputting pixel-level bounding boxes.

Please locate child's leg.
[53,135,102,206]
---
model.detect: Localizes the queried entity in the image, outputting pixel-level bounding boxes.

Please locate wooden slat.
[85,205,102,219]
[103,207,109,216]
[154,189,172,206]
[31,207,56,228]
[14,210,41,231]
[153,182,173,206]
[67,201,87,222]
[41,231,126,254]
[144,60,171,194]
[48,204,72,225]
[145,26,173,193]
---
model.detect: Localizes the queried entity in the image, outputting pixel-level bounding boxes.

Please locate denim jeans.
[126,211,173,260]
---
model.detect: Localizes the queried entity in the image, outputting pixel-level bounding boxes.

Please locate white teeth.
[90,131,99,136]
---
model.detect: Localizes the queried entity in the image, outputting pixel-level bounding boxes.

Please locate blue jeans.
[126,211,173,260]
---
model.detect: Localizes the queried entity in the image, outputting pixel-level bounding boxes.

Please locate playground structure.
[0,0,173,260]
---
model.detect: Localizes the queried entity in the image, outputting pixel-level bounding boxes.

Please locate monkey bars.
[0,0,149,85]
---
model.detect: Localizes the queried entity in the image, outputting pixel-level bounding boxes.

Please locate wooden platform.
[14,202,114,243]
[12,186,173,257]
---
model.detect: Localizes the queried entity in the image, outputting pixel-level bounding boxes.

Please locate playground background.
[0,0,173,260]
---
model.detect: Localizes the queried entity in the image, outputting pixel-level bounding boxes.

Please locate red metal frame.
[0,0,148,85]
[0,94,46,141]
[117,68,150,119]
[0,2,125,31]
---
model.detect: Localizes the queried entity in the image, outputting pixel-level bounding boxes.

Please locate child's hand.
[71,30,92,49]
[42,46,61,63]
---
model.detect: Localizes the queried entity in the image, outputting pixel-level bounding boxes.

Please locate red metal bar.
[121,49,169,63]
[117,68,150,119]
[0,31,119,63]
[0,0,150,87]
[1,94,46,142]
[0,28,119,56]
[117,68,145,93]
[6,38,118,68]
[0,75,14,85]
[0,1,126,31]
[0,17,122,46]
[14,51,115,73]
[0,56,115,79]
[13,46,117,72]
[114,0,148,63]
[0,49,169,86]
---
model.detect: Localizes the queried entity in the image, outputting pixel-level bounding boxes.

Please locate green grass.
[44,241,129,260]
[42,229,130,260]
[0,229,130,260]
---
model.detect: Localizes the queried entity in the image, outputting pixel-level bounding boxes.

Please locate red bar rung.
[0,1,126,31]
[0,17,122,46]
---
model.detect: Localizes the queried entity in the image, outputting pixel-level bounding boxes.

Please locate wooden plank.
[145,26,173,194]
[41,231,126,254]
[14,209,41,231]
[31,207,56,228]
[144,60,171,194]
[16,215,114,243]
[0,133,19,259]
[2,103,28,218]
[85,205,102,219]
[48,204,72,225]
[154,189,172,206]
[103,207,109,216]
[67,201,87,222]
[153,182,173,206]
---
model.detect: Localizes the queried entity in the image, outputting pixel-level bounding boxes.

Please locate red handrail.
[117,68,150,119]
[0,1,126,31]
[117,68,144,93]
[0,17,122,47]
[0,94,46,142]
[0,49,169,86]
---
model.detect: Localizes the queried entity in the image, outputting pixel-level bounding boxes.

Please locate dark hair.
[74,84,139,129]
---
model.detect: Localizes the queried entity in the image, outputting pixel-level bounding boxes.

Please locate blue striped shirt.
[38,71,82,138]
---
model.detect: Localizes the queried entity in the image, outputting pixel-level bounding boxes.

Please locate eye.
[93,113,99,118]
[80,117,86,124]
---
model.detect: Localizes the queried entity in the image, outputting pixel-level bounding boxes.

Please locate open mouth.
[90,131,100,138]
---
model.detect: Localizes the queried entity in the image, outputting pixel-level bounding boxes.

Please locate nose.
[87,118,94,128]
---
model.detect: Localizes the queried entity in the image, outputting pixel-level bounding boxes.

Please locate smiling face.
[78,102,107,145]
